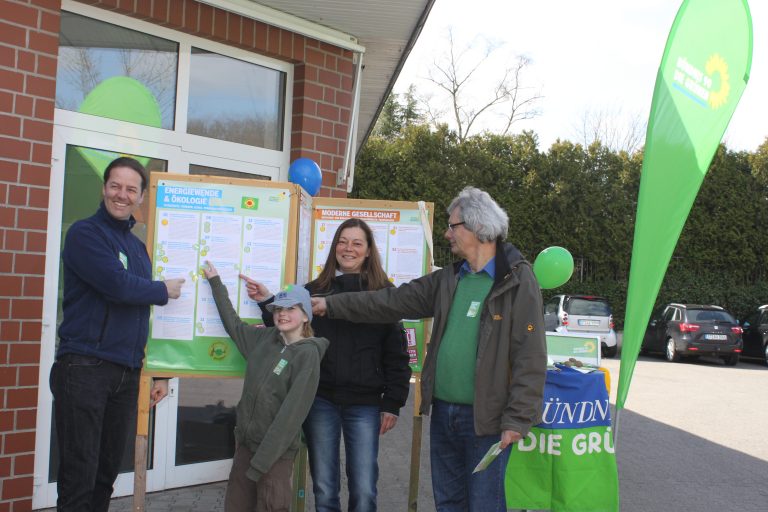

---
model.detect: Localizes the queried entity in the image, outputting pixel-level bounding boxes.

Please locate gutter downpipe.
[339,52,364,191]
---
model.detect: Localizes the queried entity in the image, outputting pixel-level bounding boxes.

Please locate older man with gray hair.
[312,187,547,511]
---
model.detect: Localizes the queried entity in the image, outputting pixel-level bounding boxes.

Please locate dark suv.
[740,305,768,365]
[641,303,743,365]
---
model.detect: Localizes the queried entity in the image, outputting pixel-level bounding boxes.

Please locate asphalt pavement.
[606,354,768,512]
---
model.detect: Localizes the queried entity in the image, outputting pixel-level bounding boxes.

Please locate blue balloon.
[288,158,322,196]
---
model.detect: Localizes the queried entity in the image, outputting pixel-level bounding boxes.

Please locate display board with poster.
[546,332,602,367]
[143,173,302,376]
[310,198,434,372]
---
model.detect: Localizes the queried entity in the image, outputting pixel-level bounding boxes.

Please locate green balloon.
[79,76,162,128]
[76,76,160,177]
[533,246,574,289]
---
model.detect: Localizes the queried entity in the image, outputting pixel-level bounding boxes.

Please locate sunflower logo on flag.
[241,197,258,210]
[705,53,730,109]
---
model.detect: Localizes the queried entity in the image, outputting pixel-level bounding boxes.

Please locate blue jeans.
[430,399,510,512]
[50,354,140,512]
[303,397,380,512]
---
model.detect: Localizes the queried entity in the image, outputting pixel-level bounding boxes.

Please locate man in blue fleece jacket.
[50,157,184,512]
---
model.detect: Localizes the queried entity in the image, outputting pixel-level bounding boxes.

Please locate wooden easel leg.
[408,415,423,512]
[133,375,152,511]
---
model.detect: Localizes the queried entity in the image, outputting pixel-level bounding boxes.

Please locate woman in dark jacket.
[243,218,411,512]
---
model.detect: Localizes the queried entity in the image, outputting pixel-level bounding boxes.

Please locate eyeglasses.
[447,221,465,232]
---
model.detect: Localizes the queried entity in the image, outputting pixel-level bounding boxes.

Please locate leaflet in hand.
[472,441,503,473]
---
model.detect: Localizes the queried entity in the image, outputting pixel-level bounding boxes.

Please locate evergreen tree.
[354,124,768,326]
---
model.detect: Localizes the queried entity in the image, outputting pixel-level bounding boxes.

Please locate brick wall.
[82,0,356,197]
[0,0,60,509]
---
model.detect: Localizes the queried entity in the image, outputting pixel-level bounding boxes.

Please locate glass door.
[161,378,242,488]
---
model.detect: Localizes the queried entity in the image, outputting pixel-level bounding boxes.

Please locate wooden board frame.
[143,172,302,378]
[310,197,435,371]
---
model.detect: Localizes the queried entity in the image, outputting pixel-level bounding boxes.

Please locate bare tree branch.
[421,30,542,143]
[576,106,646,154]
[419,91,447,128]
[59,48,102,102]
[499,56,543,135]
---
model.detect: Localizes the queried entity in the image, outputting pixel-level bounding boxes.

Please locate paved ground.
[43,353,768,511]
[103,380,435,512]
[607,354,768,512]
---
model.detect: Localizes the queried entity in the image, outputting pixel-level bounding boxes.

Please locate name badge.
[273,358,288,375]
[119,251,128,270]
[467,301,481,318]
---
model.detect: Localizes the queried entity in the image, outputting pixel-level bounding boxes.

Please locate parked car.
[543,294,618,357]
[641,303,742,365]
[740,305,768,365]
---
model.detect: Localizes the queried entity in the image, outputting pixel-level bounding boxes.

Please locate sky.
[394,0,766,152]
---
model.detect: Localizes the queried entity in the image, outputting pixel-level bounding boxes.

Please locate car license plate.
[578,319,600,326]
[705,334,727,341]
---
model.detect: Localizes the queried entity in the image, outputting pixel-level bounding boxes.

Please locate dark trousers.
[50,354,140,512]
[225,444,293,512]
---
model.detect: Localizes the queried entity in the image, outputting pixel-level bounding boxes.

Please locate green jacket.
[209,276,329,481]
[326,242,546,436]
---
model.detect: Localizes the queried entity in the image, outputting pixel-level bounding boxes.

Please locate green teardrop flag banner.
[617,0,752,412]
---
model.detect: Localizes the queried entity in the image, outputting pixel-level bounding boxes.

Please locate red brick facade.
[1,0,59,509]
[0,0,355,508]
